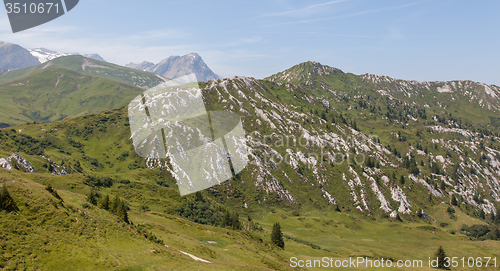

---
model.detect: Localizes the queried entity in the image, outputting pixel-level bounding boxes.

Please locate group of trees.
[457,206,500,241]
[7,132,57,155]
[87,191,129,223]
[136,224,164,245]
[460,224,500,241]
[45,183,62,201]
[175,192,287,249]
[403,156,420,175]
[175,192,241,229]
[84,175,114,187]
[430,162,441,175]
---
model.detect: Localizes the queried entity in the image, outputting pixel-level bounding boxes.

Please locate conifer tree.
[271,222,284,249]
[479,209,486,220]
[450,195,458,206]
[194,191,204,202]
[440,181,446,191]
[0,185,17,212]
[335,205,341,212]
[99,194,110,210]
[231,211,240,230]
[117,200,129,224]
[110,195,120,213]
[490,227,500,241]
[489,213,495,223]
[87,190,97,205]
[434,246,450,270]
[222,210,231,228]
[45,183,54,193]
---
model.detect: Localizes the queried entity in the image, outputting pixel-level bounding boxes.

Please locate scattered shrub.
[83,175,114,188]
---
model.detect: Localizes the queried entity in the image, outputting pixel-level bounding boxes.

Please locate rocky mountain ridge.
[126,53,219,82]
[0,41,41,72]
[28,48,106,63]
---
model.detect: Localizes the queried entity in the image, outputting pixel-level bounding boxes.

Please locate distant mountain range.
[0,41,106,72]
[126,53,220,82]
[28,48,106,63]
[0,41,40,72]
[0,41,220,83]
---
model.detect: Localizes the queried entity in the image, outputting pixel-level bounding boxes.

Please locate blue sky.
[1,0,499,85]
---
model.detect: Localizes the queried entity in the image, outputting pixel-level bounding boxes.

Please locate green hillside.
[0,68,144,127]
[266,61,500,132]
[1,108,499,270]
[0,55,166,89]
[1,61,500,270]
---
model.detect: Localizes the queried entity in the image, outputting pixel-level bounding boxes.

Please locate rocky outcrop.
[0,153,35,173]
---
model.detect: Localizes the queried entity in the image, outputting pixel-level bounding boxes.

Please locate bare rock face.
[0,158,12,170]
[127,53,219,82]
[0,41,41,72]
[83,54,106,62]
[0,153,34,173]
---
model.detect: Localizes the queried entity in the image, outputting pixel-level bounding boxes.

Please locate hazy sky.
[1,0,499,85]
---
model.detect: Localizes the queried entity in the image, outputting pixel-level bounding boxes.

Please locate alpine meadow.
[1,54,500,270]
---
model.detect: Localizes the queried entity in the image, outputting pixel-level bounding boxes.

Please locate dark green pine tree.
[0,185,17,212]
[321,111,327,121]
[271,222,284,249]
[440,181,446,191]
[194,191,204,202]
[489,213,496,223]
[231,211,240,230]
[434,246,450,270]
[110,195,120,214]
[479,209,486,220]
[117,201,129,224]
[450,195,458,206]
[490,227,500,241]
[45,183,54,193]
[87,190,97,205]
[335,205,341,212]
[99,194,110,210]
[222,210,231,228]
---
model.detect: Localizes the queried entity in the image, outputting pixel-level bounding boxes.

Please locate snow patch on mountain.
[28,48,106,63]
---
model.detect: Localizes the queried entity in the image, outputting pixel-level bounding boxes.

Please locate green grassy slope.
[0,55,166,89]
[266,61,500,132]
[1,61,500,270]
[0,68,144,126]
[0,174,299,271]
[0,104,498,270]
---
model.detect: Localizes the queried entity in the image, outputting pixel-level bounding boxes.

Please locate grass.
[3,167,500,270]
[0,61,500,269]
[0,172,303,270]
[0,68,144,126]
[0,55,165,88]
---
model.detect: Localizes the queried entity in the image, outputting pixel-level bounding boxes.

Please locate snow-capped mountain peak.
[28,48,72,63]
[28,48,106,63]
